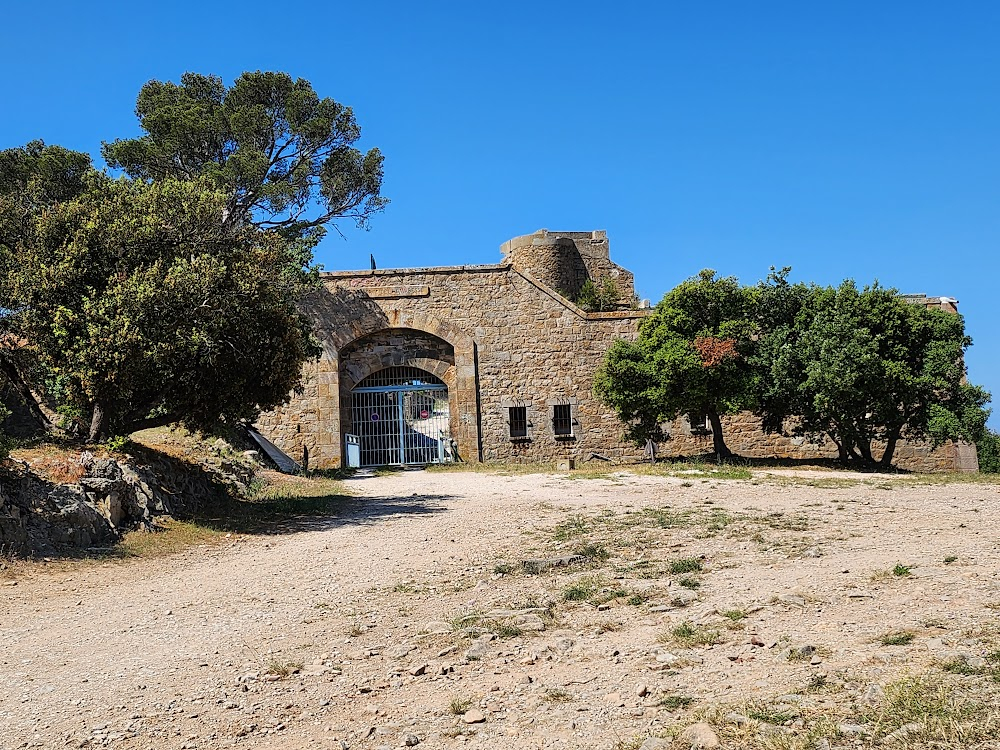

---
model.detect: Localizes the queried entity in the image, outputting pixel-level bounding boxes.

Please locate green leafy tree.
[0,141,95,431]
[595,270,756,458]
[2,172,320,442]
[754,280,990,467]
[1,71,384,443]
[977,429,1000,473]
[747,267,820,434]
[102,71,387,240]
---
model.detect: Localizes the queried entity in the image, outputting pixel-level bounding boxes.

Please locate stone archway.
[300,308,479,468]
[338,328,458,465]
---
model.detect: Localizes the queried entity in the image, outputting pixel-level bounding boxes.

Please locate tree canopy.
[753,280,989,466]
[102,71,386,240]
[595,270,756,457]
[597,269,991,468]
[0,71,381,443]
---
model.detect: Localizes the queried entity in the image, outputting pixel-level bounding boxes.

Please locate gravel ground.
[3,468,1000,750]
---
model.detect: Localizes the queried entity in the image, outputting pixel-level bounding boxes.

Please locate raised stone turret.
[499,229,635,306]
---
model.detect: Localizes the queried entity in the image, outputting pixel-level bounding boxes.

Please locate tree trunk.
[88,402,106,443]
[857,440,874,464]
[707,410,733,458]
[120,413,178,435]
[0,355,54,431]
[880,429,901,468]
[831,436,850,463]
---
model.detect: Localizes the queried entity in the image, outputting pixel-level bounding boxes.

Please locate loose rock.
[462,709,486,724]
[679,721,721,748]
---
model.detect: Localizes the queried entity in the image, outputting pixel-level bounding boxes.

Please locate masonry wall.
[254,250,977,473]
[501,230,636,304]
[255,263,646,468]
[659,413,977,473]
[253,358,322,469]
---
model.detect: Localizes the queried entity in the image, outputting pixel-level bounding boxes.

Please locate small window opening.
[688,411,710,434]
[508,406,528,439]
[553,403,573,436]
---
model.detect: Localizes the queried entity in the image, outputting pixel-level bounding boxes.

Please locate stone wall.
[659,412,976,473]
[254,231,977,474]
[255,261,647,468]
[253,358,322,470]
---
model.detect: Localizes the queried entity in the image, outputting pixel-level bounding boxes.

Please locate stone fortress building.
[255,230,977,473]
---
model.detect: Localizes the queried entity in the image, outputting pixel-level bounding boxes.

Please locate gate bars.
[350,368,452,467]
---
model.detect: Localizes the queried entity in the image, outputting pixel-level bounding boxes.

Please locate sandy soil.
[2,468,1000,750]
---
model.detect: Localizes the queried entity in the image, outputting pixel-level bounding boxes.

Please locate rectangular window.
[508,406,528,439]
[553,403,573,436]
[688,411,710,434]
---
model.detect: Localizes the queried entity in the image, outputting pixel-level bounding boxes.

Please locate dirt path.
[3,469,1000,750]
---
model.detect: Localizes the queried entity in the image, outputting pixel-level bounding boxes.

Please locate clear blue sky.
[3,1,997,425]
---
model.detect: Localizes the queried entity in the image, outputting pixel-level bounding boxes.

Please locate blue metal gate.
[350,367,452,467]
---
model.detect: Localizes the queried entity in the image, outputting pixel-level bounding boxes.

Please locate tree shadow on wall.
[651,453,914,474]
[301,284,391,351]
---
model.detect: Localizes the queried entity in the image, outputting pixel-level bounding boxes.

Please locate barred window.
[688,411,710,434]
[553,403,573,436]
[508,406,528,439]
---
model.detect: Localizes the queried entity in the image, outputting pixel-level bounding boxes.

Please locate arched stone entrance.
[336,324,474,467]
[348,366,452,466]
[255,300,481,469]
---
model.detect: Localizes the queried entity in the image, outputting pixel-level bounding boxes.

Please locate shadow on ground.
[190,490,453,537]
[642,453,915,474]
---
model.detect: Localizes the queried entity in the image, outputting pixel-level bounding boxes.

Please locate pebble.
[838,723,870,736]
[882,722,922,744]
[776,594,806,608]
[670,591,698,608]
[514,613,547,631]
[861,683,885,706]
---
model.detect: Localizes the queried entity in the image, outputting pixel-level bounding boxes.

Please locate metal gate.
[350,366,452,467]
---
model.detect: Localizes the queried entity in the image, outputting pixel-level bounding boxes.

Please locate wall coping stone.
[322,264,508,277]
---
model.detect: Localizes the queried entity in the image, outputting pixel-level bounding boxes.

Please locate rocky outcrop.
[0,446,259,557]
